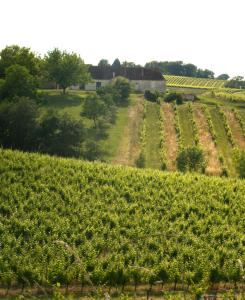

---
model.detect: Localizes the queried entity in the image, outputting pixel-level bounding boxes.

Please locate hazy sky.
[1,0,245,77]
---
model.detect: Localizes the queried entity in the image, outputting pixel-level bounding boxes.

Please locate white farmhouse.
[83,66,166,92]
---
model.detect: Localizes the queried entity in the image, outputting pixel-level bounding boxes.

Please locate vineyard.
[165,75,226,89]
[0,149,245,298]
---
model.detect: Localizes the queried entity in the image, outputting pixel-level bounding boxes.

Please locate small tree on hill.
[177,147,206,173]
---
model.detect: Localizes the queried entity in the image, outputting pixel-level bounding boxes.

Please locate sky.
[0,0,245,78]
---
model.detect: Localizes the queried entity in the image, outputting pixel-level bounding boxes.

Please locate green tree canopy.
[112,58,121,70]
[98,59,110,67]
[44,49,90,94]
[0,97,39,151]
[2,64,37,99]
[177,147,206,173]
[216,74,230,80]
[0,45,41,77]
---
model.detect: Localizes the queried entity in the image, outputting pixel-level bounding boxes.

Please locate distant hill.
[165,75,226,89]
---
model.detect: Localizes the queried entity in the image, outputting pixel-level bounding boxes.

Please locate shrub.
[164,92,183,105]
[144,90,158,102]
[135,152,146,168]
[177,147,206,173]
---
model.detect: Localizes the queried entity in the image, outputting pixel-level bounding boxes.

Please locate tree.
[121,61,141,68]
[2,64,37,99]
[0,97,39,151]
[81,94,107,128]
[110,76,131,106]
[196,68,214,79]
[0,45,40,78]
[164,92,183,105]
[112,58,121,69]
[38,110,85,157]
[98,59,110,67]
[216,74,229,80]
[225,76,245,89]
[44,49,90,94]
[177,147,206,173]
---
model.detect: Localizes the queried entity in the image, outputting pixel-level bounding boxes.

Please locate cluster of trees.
[98,59,231,80]
[98,58,142,68]
[224,76,245,89]
[0,45,90,99]
[144,61,217,78]
[0,77,131,161]
[0,45,132,161]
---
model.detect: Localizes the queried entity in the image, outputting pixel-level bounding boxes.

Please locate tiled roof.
[88,66,165,81]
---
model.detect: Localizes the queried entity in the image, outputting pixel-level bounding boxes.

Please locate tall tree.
[112,58,121,69]
[0,45,40,78]
[98,59,110,67]
[44,49,90,94]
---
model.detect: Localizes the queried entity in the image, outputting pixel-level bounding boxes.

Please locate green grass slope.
[0,149,245,290]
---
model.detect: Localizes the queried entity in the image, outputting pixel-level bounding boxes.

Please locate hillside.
[165,75,226,89]
[0,149,245,294]
[38,90,245,178]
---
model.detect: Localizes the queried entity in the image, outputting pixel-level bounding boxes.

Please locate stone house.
[81,66,166,92]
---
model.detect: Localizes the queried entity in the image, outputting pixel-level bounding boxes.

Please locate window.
[96,82,102,89]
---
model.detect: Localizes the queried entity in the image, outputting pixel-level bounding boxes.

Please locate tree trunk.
[63,87,66,94]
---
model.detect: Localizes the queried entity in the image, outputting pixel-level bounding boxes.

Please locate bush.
[144,90,158,102]
[177,147,206,173]
[135,152,146,168]
[2,64,37,99]
[164,92,183,105]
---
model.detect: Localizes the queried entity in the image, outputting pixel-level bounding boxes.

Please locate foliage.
[44,48,90,94]
[233,149,245,178]
[0,97,39,150]
[177,147,206,173]
[111,58,121,69]
[98,59,110,67]
[0,45,41,77]
[0,148,244,294]
[38,110,85,157]
[225,76,245,89]
[81,94,107,128]
[110,76,131,106]
[164,92,183,105]
[216,74,229,80]
[144,90,159,102]
[0,97,85,158]
[145,61,215,78]
[2,64,37,99]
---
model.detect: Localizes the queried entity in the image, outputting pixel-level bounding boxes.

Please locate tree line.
[98,58,232,80]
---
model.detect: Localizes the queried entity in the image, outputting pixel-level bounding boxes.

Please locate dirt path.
[224,108,245,149]
[113,96,144,166]
[162,103,178,171]
[193,105,221,176]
